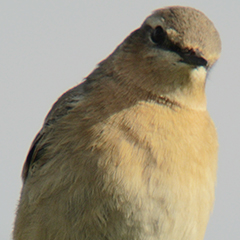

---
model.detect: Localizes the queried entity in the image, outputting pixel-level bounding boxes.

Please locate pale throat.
[167,67,208,111]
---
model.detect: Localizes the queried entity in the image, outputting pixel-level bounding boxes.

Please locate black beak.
[178,49,208,67]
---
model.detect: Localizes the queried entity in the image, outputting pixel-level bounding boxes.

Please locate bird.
[13,6,221,240]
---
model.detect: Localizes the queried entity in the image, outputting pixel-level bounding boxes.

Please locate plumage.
[13,6,221,240]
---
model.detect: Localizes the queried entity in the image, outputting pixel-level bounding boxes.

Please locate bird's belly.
[95,104,218,240]
[102,151,214,240]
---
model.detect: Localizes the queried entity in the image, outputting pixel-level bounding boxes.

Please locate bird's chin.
[190,66,207,82]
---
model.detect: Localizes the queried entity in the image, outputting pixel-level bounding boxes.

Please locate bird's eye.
[151,26,166,45]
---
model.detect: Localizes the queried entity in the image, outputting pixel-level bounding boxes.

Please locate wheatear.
[13,6,221,240]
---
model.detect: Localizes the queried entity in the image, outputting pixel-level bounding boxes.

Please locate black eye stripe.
[148,26,208,67]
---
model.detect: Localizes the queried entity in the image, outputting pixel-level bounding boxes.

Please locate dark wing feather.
[22,81,87,181]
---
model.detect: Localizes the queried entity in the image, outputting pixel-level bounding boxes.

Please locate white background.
[1,1,239,239]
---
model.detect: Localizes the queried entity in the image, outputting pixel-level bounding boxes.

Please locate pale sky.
[1,1,239,239]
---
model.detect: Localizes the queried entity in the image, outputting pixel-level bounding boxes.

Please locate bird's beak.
[178,49,208,67]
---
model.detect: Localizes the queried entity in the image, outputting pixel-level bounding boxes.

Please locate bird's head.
[108,6,221,110]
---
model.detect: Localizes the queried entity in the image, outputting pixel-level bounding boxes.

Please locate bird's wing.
[22,81,86,181]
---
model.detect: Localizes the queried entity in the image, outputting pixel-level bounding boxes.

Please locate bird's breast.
[92,101,218,239]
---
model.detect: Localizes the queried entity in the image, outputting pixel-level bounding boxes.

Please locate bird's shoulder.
[22,81,87,181]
